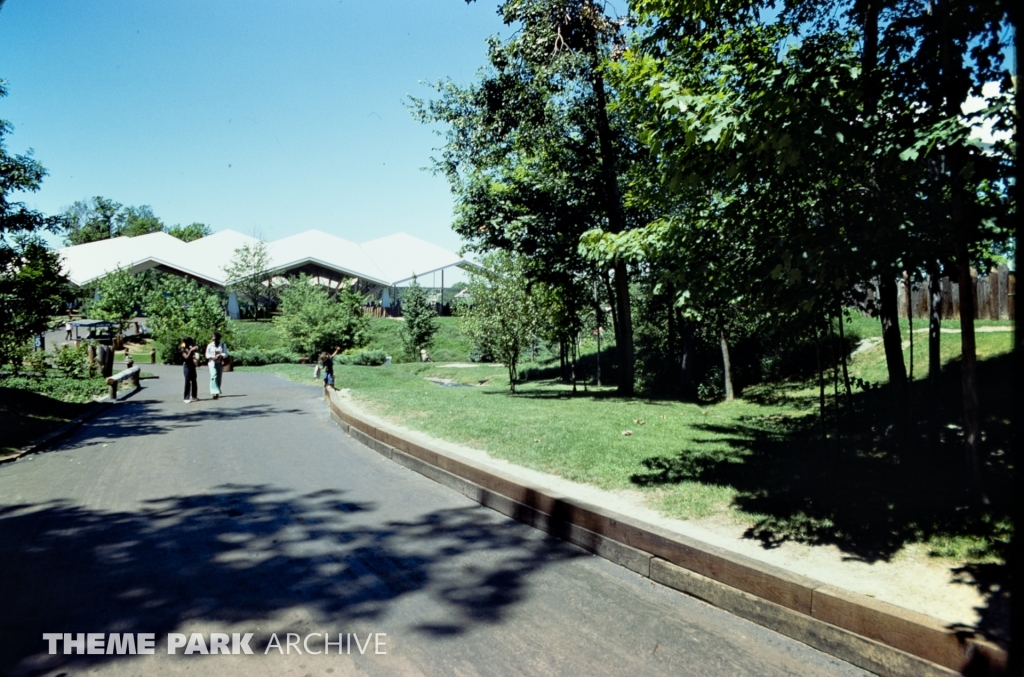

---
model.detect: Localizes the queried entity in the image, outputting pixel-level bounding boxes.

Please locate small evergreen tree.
[400,276,438,360]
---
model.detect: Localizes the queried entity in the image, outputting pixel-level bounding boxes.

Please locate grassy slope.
[242,321,1014,569]
[228,316,474,363]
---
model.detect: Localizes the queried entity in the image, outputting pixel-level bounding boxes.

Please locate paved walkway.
[0,365,868,676]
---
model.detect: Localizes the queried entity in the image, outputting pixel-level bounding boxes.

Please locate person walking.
[180,338,199,403]
[205,331,229,399]
[64,315,73,341]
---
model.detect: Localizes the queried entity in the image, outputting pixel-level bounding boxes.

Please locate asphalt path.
[0,365,870,677]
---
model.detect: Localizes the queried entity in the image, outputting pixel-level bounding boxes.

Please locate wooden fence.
[860,266,1015,320]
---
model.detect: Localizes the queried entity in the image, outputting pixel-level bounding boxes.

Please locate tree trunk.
[878,275,908,390]
[829,314,841,448]
[816,331,827,445]
[878,275,908,443]
[558,340,566,381]
[907,273,915,443]
[955,250,986,503]
[927,268,943,452]
[680,313,697,400]
[837,306,853,412]
[590,63,634,396]
[720,327,734,402]
[612,262,634,395]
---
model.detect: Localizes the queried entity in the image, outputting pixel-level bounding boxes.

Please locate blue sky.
[0,1,518,252]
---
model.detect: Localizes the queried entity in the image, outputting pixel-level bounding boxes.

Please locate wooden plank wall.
[896,266,1015,320]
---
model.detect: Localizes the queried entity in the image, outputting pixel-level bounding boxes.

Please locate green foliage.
[412,0,641,393]
[62,197,166,245]
[62,198,216,247]
[146,277,230,363]
[229,319,288,351]
[275,275,369,358]
[338,349,388,366]
[91,267,147,336]
[399,276,438,359]
[361,316,474,363]
[1,80,68,368]
[230,347,301,367]
[0,373,107,403]
[0,235,68,367]
[51,342,91,378]
[223,240,275,319]
[459,252,546,392]
[165,222,211,242]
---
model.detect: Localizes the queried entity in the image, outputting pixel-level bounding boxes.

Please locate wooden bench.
[106,366,141,401]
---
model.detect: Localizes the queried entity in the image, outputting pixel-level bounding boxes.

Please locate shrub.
[338,349,387,366]
[147,278,230,363]
[0,373,106,402]
[400,276,439,360]
[230,348,301,366]
[276,274,369,358]
[51,343,91,378]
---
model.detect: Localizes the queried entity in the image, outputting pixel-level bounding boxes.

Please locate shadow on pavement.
[0,483,581,676]
[40,399,308,452]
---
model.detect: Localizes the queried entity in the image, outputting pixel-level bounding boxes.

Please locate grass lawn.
[228,316,475,362]
[241,320,1015,571]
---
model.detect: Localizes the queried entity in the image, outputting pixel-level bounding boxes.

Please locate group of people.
[179,334,345,403]
[180,332,230,404]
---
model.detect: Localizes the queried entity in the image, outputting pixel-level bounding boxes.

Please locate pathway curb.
[325,391,1007,677]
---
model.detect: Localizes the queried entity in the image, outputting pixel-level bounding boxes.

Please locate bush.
[147,278,230,363]
[51,343,91,378]
[400,276,438,360]
[276,274,369,358]
[230,348,301,366]
[337,349,388,366]
[0,373,107,402]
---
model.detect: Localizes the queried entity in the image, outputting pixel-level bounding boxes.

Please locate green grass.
[242,318,1016,573]
[228,316,476,363]
[229,319,288,351]
[360,316,476,362]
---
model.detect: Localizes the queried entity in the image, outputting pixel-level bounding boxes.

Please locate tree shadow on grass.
[0,483,581,676]
[630,352,1015,645]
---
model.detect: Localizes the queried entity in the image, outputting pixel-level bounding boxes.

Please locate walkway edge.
[325,391,1006,677]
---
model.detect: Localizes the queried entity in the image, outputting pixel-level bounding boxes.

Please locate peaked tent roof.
[59,229,469,288]
[266,230,390,286]
[359,232,466,286]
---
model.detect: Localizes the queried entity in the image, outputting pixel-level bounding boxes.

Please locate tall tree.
[418,0,641,393]
[0,79,68,365]
[459,251,546,393]
[222,240,275,320]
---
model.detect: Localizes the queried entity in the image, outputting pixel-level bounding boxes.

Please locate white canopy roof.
[59,229,468,288]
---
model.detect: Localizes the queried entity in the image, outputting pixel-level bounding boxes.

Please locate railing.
[106,366,141,401]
